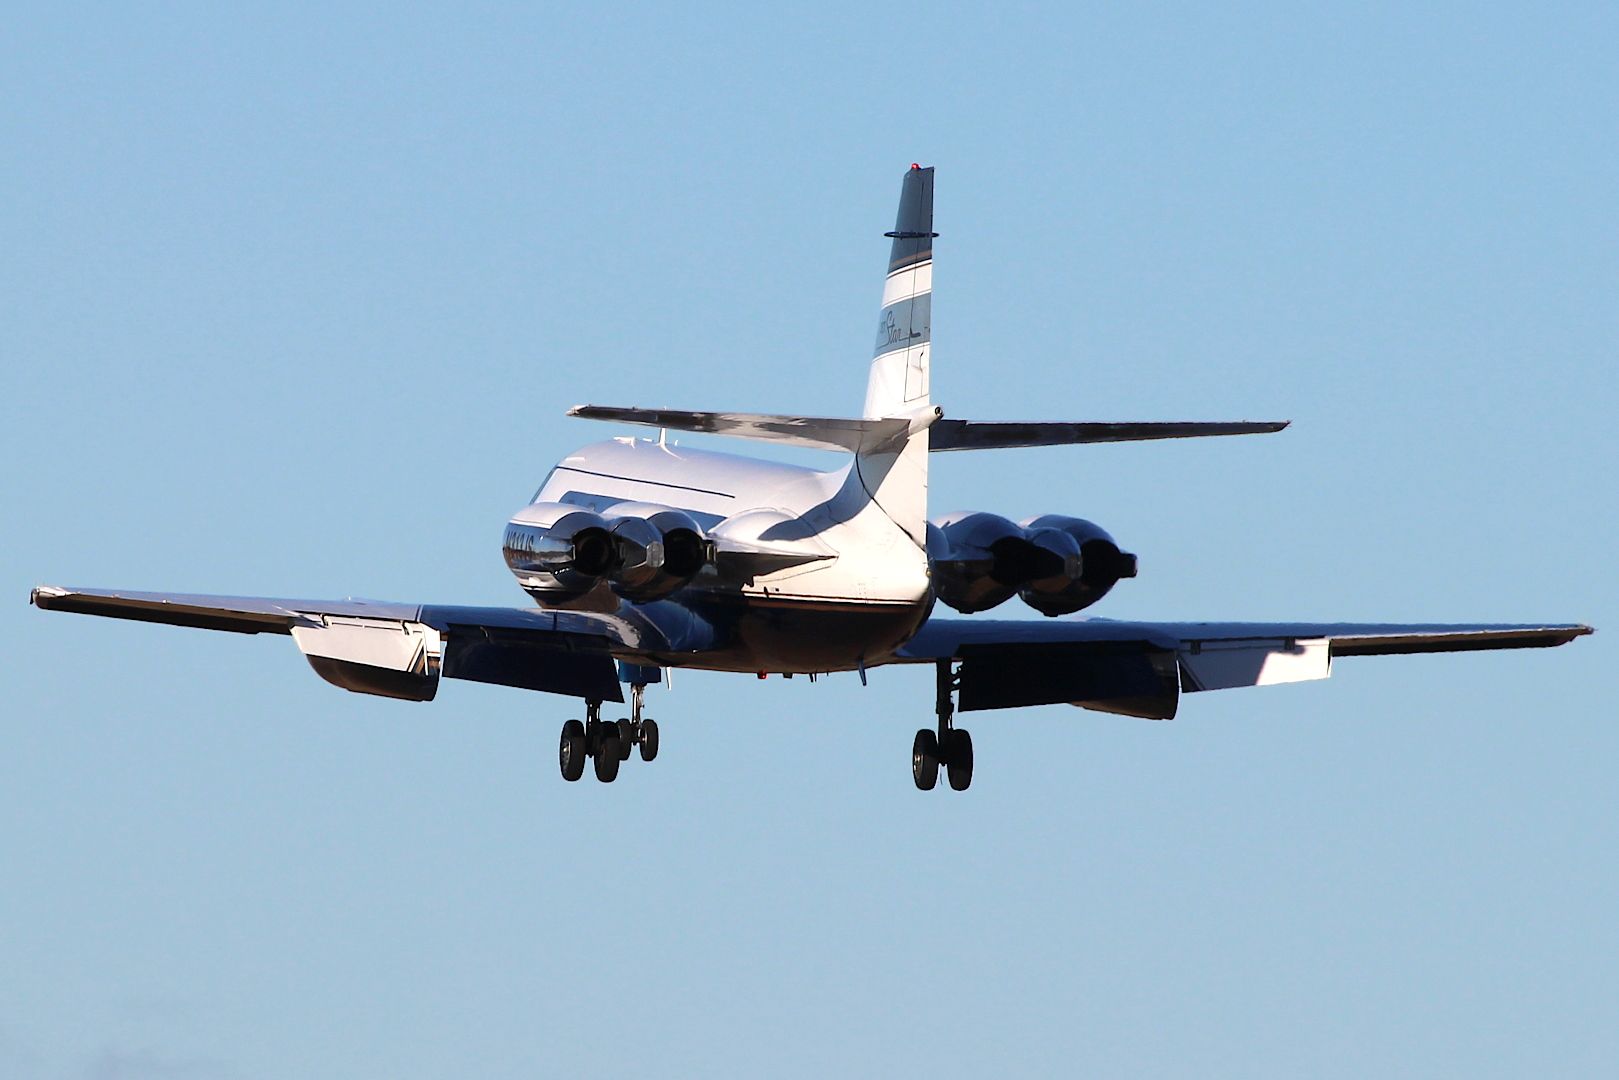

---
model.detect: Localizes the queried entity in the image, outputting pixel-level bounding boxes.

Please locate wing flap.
[440,625,623,701]
[1178,637,1331,692]
[957,642,1182,719]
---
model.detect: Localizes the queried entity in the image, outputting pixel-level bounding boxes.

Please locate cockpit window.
[530,467,558,502]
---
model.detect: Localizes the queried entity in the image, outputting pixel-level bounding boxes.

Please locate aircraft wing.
[27,585,689,704]
[896,616,1593,719]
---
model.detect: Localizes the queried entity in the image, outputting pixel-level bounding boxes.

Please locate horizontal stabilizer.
[929,419,1289,451]
[568,405,911,453]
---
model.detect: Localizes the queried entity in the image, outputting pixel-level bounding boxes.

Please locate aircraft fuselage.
[506,437,934,674]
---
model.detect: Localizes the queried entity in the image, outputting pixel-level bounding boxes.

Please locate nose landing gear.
[914,660,972,791]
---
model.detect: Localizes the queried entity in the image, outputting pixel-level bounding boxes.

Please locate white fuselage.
[511,437,934,673]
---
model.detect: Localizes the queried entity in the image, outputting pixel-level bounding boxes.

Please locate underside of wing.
[896,616,1593,719]
[928,419,1289,450]
[28,585,670,703]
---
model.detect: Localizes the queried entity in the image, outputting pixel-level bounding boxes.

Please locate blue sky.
[3,3,1615,1077]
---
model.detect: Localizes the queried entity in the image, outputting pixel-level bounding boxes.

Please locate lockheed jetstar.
[31,166,1593,790]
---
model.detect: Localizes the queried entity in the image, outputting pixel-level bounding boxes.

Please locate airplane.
[30,165,1592,791]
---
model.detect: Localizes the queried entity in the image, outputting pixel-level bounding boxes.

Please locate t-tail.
[844,165,939,546]
[865,164,935,419]
[566,163,1286,541]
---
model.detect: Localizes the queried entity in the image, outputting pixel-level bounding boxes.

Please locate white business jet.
[31,166,1592,790]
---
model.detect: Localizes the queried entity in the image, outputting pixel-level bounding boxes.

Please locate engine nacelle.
[928,511,1137,615]
[602,505,711,602]
[505,501,715,605]
[503,502,617,602]
[928,512,1070,614]
[1016,514,1138,616]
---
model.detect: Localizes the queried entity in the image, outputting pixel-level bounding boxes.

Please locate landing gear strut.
[625,682,659,763]
[914,660,972,792]
[557,684,660,784]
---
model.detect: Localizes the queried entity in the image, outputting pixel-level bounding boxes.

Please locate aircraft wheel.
[912,729,939,790]
[594,735,622,782]
[616,719,635,760]
[945,729,973,791]
[559,720,587,782]
[638,717,659,762]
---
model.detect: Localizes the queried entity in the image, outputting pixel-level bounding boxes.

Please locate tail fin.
[864,165,935,419]
[851,166,936,547]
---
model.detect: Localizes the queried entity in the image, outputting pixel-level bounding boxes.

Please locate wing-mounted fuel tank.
[504,501,713,606]
[927,512,1136,616]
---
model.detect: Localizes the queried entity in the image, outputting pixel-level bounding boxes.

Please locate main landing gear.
[558,685,659,783]
[914,660,973,791]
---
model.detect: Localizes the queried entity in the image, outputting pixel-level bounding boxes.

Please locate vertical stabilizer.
[864,165,934,420]
[854,166,935,546]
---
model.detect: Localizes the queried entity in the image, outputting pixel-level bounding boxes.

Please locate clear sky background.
[3,3,1615,1077]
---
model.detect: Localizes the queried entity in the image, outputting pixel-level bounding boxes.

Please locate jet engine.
[1016,514,1138,616]
[503,502,618,601]
[602,505,711,602]
[928,512,1066,613]
[504,501,715,606]
[927,512,1137,616]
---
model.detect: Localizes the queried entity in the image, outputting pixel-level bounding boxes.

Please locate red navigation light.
[911,163,921,170]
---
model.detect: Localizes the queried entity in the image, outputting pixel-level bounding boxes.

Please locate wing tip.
[30,585,65,608]
[1332,623,1595,656]
[1534,623,1595,648]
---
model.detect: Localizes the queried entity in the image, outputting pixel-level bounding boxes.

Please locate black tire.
[587,717,614,757]
[559,719,586,782]
[638,717,660,762]
[616,719,635,760]
[912,729,939,790]
[946,729,973,791]
[594,735,622,782]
